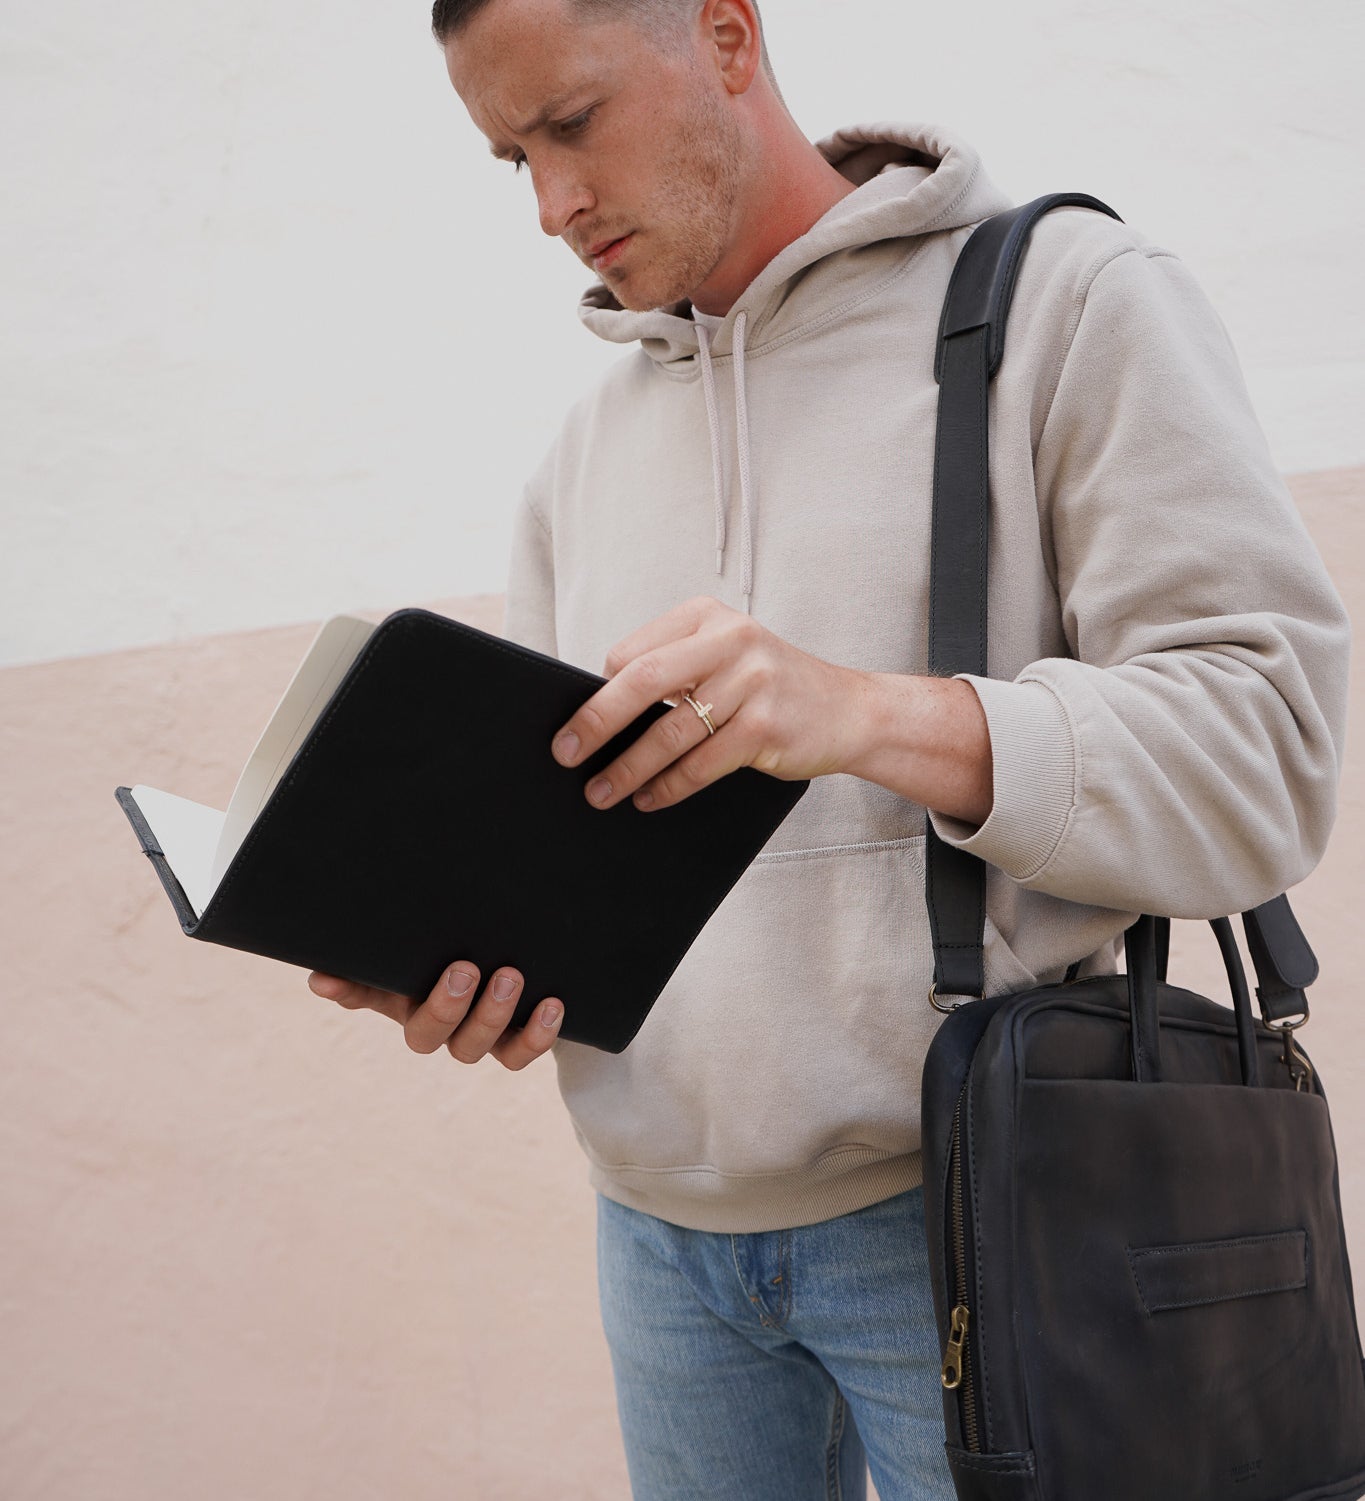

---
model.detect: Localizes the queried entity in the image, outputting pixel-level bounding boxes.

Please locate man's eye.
[560,108,597,137]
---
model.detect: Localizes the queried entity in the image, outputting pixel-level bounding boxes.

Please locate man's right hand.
[306,963,563,1071]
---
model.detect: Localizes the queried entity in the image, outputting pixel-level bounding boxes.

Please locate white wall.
[4,0,1362,666]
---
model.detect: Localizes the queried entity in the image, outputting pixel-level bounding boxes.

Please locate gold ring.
[683,693,717,735]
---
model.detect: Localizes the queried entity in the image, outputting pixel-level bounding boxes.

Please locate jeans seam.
[729,1233,773,1329]
[779,1230,793,1326]
[826,1388,848,1501]
[731,1231,797,1332]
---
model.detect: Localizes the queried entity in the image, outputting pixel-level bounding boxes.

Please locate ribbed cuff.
[927,673,1078,882]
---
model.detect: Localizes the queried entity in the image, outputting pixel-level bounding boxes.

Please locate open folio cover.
[116,608,808,1053]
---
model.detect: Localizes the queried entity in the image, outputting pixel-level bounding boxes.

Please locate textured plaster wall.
[3,0,1363,666]
[2,595,626,1501]
[1,470,1363,1500]
[4,0,1364,1492]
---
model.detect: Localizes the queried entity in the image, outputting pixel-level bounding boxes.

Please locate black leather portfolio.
[115,608,808,1052]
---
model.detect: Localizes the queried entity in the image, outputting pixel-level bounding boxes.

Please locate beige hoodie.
[502,123,1350,1233]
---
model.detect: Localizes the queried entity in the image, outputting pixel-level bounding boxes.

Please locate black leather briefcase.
[921,909,1365,1500]
[917,195,1365,1500]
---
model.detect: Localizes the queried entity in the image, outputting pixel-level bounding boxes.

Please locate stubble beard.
[599,80,743,313]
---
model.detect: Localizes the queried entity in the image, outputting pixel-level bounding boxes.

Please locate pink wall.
[3,468,1363,1498]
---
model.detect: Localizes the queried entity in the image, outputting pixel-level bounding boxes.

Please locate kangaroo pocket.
[554,832,953,1206]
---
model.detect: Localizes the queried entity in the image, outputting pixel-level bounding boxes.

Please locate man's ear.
[705,0,763,95]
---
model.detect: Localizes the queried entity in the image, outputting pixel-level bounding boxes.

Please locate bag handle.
[1124,915,1164,1083]
[1153,895,1315,1027]
[1125,913,1301,1089]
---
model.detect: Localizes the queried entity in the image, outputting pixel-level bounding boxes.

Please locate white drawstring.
[695,324,728,577]
[694,311,756,614]
[733,311,754,613]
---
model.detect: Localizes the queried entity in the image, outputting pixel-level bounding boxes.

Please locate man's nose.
[533,161,594,239]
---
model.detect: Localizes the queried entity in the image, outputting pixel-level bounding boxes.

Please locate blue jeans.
[596,1187,956,1501]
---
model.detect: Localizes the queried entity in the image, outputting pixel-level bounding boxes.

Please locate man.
[307,1,1351,1496]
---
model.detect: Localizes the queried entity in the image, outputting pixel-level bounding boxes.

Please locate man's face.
[445,0,743,312]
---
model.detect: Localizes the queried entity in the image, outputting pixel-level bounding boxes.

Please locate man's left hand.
[550,596,874,811]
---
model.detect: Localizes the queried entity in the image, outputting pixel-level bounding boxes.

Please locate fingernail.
[493,974,517,1001]
[309,974,338,998]
[446,967,475,997]
[588,778,611,805]
[554,731,579,764]
[635,791,654,810]
[540,1001,562,1028]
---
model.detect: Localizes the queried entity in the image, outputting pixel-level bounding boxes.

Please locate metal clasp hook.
[929,984,973,1014]
[1265,1012,1313,1092]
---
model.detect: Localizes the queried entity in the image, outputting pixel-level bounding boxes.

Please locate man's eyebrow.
[487,91,589,158]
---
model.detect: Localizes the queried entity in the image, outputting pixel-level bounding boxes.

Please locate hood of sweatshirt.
[575,122,1012,607]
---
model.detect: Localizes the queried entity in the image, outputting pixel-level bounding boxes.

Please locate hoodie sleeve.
[928,244,1351,919]
[502,452,558,659]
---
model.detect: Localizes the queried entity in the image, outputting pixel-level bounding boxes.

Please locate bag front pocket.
[1128,1229,1308,1315]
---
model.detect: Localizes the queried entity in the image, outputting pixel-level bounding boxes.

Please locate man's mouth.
[587,234,633,270]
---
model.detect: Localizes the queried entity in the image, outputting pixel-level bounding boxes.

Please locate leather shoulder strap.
[1243,894,1318,1024]
[923,195,1322,1015]
[926,193,1121,1002]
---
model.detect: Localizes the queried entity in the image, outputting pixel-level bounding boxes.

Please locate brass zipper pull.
[941,1303,971,1389]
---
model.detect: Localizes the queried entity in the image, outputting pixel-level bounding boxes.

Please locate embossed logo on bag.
[1232,1458,1263,1485]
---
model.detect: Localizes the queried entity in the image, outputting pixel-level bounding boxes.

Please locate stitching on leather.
[1128,1230,1308,1314]
[1137,1279,1307,1314]
[949,1449,1036,1474]
[1132,955,1151,1081]
[1132,1231,1305,1260]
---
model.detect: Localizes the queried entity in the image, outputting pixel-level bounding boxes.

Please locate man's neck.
[689,119,857,317]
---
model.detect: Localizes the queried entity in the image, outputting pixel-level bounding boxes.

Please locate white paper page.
[132,786,227,921]
[210,614,376,888]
